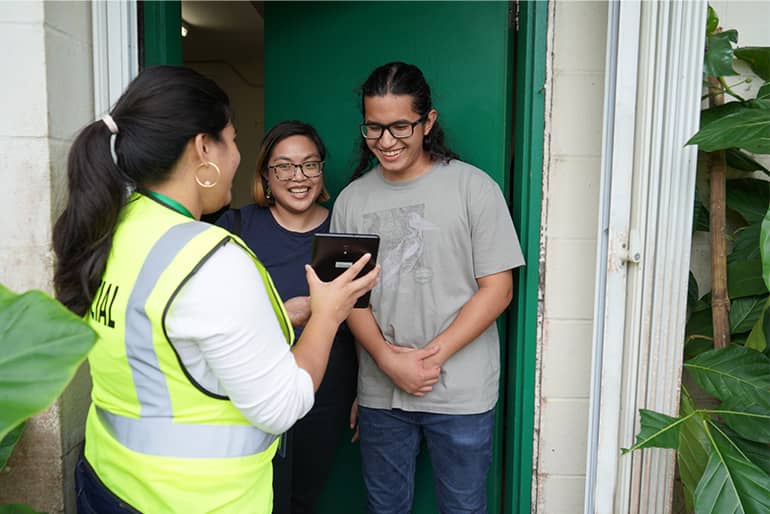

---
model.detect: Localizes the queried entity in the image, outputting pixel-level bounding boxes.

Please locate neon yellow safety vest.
[84,193,294,513]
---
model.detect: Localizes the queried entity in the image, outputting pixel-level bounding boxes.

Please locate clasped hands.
[377,341,442,397]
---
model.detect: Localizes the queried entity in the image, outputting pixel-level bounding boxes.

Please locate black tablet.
[311,233,380,308]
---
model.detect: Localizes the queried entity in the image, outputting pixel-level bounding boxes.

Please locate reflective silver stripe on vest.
[112,221,277,458]
[96,407,277,458]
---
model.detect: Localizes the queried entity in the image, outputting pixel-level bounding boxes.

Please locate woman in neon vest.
[52,65,379,514]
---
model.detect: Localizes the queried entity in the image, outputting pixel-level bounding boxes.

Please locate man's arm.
[423,269,513,368]
[347,308,441,396]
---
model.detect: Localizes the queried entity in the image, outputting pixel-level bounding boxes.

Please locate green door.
[142,2,545,512]
[264,3,513,513]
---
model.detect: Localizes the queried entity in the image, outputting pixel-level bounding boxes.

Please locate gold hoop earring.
[195,161,221,188]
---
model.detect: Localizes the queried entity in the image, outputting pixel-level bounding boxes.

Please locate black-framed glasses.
[360,114,428,140]
[268,161,325,181]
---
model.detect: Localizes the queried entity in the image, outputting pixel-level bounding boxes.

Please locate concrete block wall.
[534,2,607,513]
[0,2,93,512]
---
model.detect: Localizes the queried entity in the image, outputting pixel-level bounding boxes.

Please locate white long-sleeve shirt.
[166,241,314,434]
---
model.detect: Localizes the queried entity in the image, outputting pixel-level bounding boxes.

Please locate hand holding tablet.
[311,233,380,308]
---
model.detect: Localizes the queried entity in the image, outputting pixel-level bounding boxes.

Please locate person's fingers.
[305,264,322,286]
[415,345,440,360]
[335,253,372,282]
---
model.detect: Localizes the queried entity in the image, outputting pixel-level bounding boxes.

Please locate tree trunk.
[708,76,730,349]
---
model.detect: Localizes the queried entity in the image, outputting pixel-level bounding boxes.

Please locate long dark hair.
[53,66,232,316]
[252,120,330,207]
[351,62,458,181]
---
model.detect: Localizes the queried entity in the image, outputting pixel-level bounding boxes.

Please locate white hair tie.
[101,114,119,165]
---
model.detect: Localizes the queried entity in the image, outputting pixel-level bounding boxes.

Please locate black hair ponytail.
[53,66,232,315]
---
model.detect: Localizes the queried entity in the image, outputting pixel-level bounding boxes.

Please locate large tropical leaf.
[734,47,770,81]
[729,223,762,265]
[729,295,767,333]
[718,395,770,444]
[679,391,712,513]
[622,409,687,453]
[720,424,770,475]
[0,285,96,442]
[688,108,770,154]
[727,259,767,298]
[684,346,770,403]
[704,29,739,78]
[687,307,714,338]
[0,423,24,471]
[700,102,747,127]
[706,5,718,36]
[726,179,770,224]
[761,203,770,292]
[688,272,700,307]
[693,423,770,514]
[726,148,770,174]
[758,83,770,100]
[745,297,769,352]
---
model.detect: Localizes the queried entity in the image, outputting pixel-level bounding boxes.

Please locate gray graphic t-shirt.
[332,160,524,414]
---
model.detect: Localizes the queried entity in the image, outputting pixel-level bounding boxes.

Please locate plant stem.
[718,76,747,102]
[708,76,731,349]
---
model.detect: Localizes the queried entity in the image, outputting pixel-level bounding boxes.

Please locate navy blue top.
[216,204,331,302]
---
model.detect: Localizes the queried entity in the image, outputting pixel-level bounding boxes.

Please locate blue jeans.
[358,406,495,514]
[75,453,141,513]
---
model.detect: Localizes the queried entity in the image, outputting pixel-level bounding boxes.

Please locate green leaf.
[686,336,715,360]
[728,259,767,298]
[684,346,770,404]
[758,83,770,100]
[0,505,45,514]
[687,307,714,338]
[729,224,762,265]
[694,423,770,514]
[726,148,770,175]
[718,395,770,444]
[0,285,96,442]
[622,409,685,453]
[689,272,700,307]
[730,296,768,333]
[679,391,712,513]
[726,179,770,224]
[762,204,770,292]
[745,300,768,352]
[689,108,770,153]
[706,5,718,36]
[734,47,770,81]
[704,30,739,78]
[0,423,24,471]
[720,424,770,475]
[700,102,745,128]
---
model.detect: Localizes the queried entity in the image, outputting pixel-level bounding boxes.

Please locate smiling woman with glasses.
[216,120,360,514]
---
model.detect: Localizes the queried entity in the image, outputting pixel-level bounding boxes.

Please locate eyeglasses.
[360,114,428,140]
[268,161,324,181]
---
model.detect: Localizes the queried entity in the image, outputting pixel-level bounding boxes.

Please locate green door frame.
[140,2,547,512]
[505,2,547,514]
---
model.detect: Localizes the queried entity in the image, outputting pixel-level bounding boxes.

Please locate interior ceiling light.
[181,21,190,38]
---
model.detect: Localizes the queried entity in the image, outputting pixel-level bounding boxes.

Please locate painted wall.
[0,1,94,512]
[534,2,607,513]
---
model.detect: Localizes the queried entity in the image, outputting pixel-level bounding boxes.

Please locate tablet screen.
[311,233,380,308]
